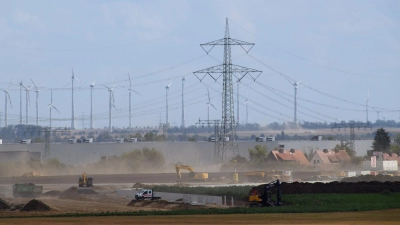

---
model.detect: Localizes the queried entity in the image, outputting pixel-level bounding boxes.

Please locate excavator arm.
[175,164,195,181]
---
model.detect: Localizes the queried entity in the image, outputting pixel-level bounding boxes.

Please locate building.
[266,145,310,166]
[310,149,351,167]
[0,151,41,164]
[382,153,400,166]
[362,154,398,171]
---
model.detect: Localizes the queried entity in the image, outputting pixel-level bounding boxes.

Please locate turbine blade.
[210,103,217,110]
[207,88,210,102]
[30,78,38,90]
[102,84,109,89]
[52,105,61,114]
[133,90,140,95]
[7,78,13,90]
[168,81,172,87]
[7,93,12,108]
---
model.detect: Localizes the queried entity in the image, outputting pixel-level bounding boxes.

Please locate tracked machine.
[175,164,208,182]
[248,179,282,207]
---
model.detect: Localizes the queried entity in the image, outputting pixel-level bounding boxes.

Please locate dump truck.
[135,189,161,200]
[12,183,43,198]
[78,173,93,188]
[175,164,208,182]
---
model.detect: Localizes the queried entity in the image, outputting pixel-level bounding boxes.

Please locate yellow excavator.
[175,164,208,182]
[78,173,93,188]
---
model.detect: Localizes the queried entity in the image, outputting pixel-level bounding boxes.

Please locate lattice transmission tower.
[332,122,372,153]
[194,18,261,163]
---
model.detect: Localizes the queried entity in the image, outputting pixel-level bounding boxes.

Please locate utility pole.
[332,122,372,154]
[194,18,262,163]
[196,119,220,164]
[237,81,240,126]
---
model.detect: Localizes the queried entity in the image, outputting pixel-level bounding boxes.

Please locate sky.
[0,0,399,129]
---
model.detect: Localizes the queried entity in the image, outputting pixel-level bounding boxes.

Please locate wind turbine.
[71,67,80,129]
[206,88,217,124]
[285,77,302,124]
[46,89,60,128]
[103,83,116,133]
[30,79,42,126]
[127,74,139,129]
[364,90,369,123]
[19,80,23,124]
[21,83,32,125]
[165,81,172,127]
[89,80,95,129]
[2,79,13,127]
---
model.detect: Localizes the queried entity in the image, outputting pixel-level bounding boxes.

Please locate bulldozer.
[248,179,282,207]
[78,173,93,188]
[175,164,208,182]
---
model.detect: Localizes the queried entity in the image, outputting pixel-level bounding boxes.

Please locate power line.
[230,19,399,80]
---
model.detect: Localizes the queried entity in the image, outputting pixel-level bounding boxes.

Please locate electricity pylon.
[194,18,262,163]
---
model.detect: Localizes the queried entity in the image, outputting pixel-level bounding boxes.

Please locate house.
[362,153,398,171]
[310,149,350,166]
[266,145,310,166]
[382,153,400,166]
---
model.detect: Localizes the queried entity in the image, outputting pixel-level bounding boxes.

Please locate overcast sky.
[0,0,399,129]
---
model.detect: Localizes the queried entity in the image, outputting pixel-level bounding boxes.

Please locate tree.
[248,145,268,165]
[334,141,355,157]
[372,128,391,152]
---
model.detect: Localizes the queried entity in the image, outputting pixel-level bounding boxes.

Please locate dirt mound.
[20,199,51,211]
[59,187,99,200]
[42,190,62,197]
[341,175,400,182]
[253,181,400,194]
[0,198,11,210]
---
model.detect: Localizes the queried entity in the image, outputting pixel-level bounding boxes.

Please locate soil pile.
[341,175,400,182]
[59,187,99,200]
[20,199,51,211]
[127,199,207,210]
[254,181,400,194]
[0,198,11,210]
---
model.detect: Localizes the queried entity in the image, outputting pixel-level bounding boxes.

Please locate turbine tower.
[89,80,95,129]
[127,74,139,129]
[165,81,172,127]
[30,79,42,126]
[71,67,80,129]
[245,98,252,124]
[2,79,13,127]
[19,80,23,124]
[285,77,302,124]
[21,83,32,125]
[206,88,217,124]
[193,18,262,162]
[46,90,60,128]
[373,107,380,121]
[103,83,116,133]
[364,91,369,123]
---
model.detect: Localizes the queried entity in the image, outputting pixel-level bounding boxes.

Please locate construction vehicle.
[135,189,161,200]
[175,164,208,182]
[13,183,43,198]
[245,170,291,183]
[78,173,93,188]
[248,179,282,207]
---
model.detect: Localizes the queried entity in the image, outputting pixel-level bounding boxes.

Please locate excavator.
[248,179,282,207]
[175,164,208,182]
[78,173,93,188]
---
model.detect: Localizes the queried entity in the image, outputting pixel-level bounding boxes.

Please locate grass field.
[1,210,400,225]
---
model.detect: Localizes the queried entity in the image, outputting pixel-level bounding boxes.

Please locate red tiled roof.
[269,150,310,166]
[314,150,350,165]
